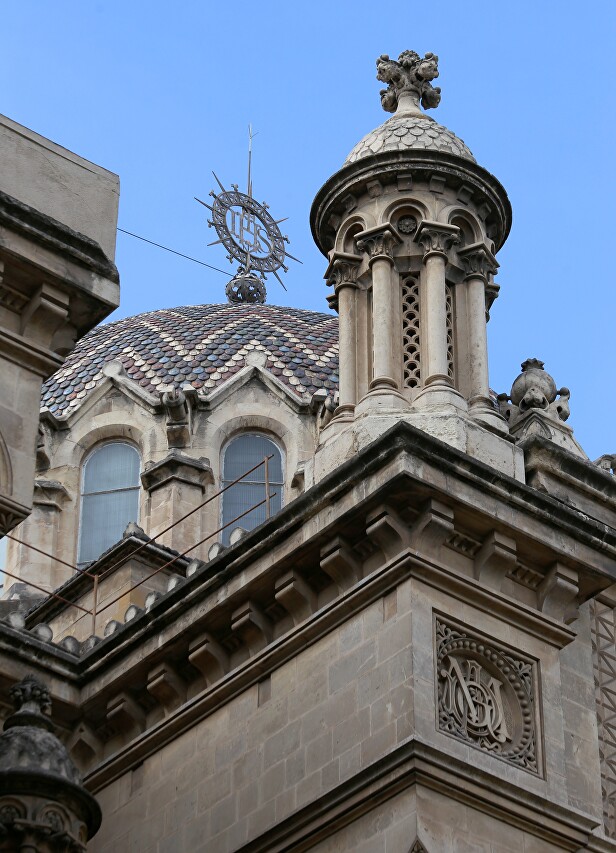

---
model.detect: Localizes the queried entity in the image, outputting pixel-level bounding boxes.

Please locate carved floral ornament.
[325,253,362,291]
[436,617,540,774]
[458,243,499,283]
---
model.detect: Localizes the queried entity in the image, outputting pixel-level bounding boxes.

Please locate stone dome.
[345,114,475,164]
[42,303,340,419]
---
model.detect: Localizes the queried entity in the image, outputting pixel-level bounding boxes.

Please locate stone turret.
[0,675,101,852]
[310,50,521,481]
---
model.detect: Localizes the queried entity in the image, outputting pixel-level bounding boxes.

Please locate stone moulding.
[435,614,542,776]
[225,740,597,853]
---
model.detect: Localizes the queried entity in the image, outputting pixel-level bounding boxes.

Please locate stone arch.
[336,215,369,254]
[447,208,482,247]
[68,423,145,468]
[382,198,429,231]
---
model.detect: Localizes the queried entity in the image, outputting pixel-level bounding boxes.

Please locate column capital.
[458,241,499,283]
[324,252,362,293]
[355,225,401,265]
[414,220,460,260]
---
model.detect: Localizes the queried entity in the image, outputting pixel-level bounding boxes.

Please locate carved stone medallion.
[435,617,540,774]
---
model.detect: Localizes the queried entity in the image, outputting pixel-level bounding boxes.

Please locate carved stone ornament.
[498,359,570,427]
[436,617,540,774]
[0,675,102,851]
[458,242,499,282]
[355,226,401,262]
[595,454,616,476]
[414,221,460,259]
[324,253,362,292]
[376,50,441,113]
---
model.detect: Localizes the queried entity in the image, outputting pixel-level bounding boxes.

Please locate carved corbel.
[146,662,186,712]
[20,283,70,350]
[365,505,410,561]
[65,721,103,771]
[275,570,317,624]
[320,536,362,589]
[409,499,455,555]
[36,422,50,472]
[538,562,579,624]
[473,530,517,591]
[161,387,193,448]
[231,601,273,653]
[188,632,229,684]
[106,691,145,736]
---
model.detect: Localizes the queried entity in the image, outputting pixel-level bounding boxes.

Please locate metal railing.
[2,455,275,638]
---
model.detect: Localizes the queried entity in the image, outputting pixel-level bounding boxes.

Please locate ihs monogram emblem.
[196,126,300,304]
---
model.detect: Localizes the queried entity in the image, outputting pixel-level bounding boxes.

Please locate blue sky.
[3,1,615,459]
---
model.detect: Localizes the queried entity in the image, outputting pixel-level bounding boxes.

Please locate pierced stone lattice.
[402,280,421,388]
[590,598,616,837]
[446,284,455,380]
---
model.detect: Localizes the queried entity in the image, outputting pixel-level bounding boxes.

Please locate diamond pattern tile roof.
[41,303,340,419]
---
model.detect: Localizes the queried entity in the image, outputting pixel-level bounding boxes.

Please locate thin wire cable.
[0,568,90,614]
[117,228,233,277]
[4,533,96,579]
[96,493,274,618]
[96,455,274,586]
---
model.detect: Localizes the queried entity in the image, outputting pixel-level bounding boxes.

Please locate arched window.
[221,434,283,545]
[78,442,140,566]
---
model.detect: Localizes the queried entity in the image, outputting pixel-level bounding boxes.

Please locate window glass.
[221,434,283,544]
[78,443,140,565]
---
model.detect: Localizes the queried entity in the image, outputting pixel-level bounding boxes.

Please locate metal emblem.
[196,126,300,302]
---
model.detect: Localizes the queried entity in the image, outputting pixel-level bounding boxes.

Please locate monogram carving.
[436,618,539,774]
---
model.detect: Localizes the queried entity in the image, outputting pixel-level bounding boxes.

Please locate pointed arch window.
[78,442,140,566]
[221,434,283,544]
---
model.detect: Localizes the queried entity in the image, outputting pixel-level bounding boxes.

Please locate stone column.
[414,221,465,410]
[459,242,508,433]
[325,252,362,421]
[355,225,407,411]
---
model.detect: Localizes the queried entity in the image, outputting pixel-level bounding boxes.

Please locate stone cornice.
[230,740,598,852]
[310,149,512,255]
[140,450,214,494]
[0,189,119,283]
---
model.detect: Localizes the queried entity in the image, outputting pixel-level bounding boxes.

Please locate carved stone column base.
[355,387,410,417]
[412,382,468,414]
[469,396,509,435]
[330,404,355,424]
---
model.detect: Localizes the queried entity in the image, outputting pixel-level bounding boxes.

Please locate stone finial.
[376,50,441,115]
[7,674,52,726]
[0,675,102,850]
[496,359,587,455]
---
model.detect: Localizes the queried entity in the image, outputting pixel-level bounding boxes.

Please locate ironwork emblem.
[196,126,300,303]
[435,617,540,774]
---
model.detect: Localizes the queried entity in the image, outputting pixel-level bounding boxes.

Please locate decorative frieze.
[435,616,540,774]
